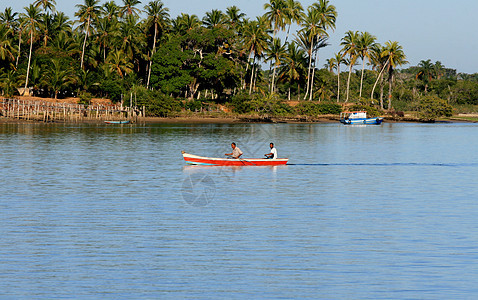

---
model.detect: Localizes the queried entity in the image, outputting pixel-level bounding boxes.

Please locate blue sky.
[6,0,478,74]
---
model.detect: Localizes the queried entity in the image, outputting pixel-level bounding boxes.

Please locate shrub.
[132,87,180,117]
[414,95,453,121]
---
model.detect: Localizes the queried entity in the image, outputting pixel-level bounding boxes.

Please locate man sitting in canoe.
[265,142,277,159]
[225,142,243,159]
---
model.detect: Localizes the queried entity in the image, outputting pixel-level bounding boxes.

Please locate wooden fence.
[0,98,145,123]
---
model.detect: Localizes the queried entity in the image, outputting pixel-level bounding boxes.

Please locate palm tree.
[117,14,144,68]
[242,19,270,94]
[52,12,73,37]
[0,24,15,63]
[39,12,54,47]
[265,37,286,93]
[340,30,359,102]
[370,43,388,108]
[382,40,407,109]
[300,0,336,100]
[106,49,133,78]
[33,0,56,13]
[225,6,245,29]
[202,9,226,28]
[284,0,304,43]
[416,59,434,93]
[357,31,376,98]
[20,4,43,95]
[44,58,76,98]
[172,13,201,35]
[144,0,170,87]
[331,52,346,102]
[102,1,121,21]
[434,61,445,80]
[121,0,142,17]
[0,8,24,67]
[75,0,101,70]
[263,0,288,38]
[95,16,119,62]
[0,69,18,97]
[278,41,306,100]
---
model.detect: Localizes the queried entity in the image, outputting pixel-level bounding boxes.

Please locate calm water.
[1,122,478,299]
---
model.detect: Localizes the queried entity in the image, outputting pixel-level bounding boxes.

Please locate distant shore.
[2,114,477,125]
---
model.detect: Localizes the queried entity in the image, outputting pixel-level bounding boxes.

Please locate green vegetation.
[1,0,478,121]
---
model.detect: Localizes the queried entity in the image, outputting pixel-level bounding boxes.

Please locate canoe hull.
[182,152,288,166]
[104,120,130,124]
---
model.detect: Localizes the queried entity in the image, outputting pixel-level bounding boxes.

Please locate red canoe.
[181,151,288,166]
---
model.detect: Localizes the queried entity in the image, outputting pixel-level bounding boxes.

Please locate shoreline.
[1,115,474,124]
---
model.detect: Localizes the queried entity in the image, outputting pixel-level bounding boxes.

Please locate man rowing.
[225,142,243,159]
[265,142,277,159]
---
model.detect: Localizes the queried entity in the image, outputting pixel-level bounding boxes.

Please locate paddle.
[239,158,256,166]
[226,155,256,166]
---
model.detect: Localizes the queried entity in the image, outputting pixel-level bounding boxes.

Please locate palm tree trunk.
[388,72,393,110]
[147,22,158,88]
[23,30,33,95]
[359,58,365,98]
[346,63,353,102]
[380,78,384,109]
[309,46,320,101]
[249,57,255,95]
[304,41,314,100]
[271,64,277,93]
[80,17,90,70]
[371,59,389,100]
[336,65,340,102]
[16,30,22,67]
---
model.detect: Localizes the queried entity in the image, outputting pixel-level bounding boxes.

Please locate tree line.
[0,0,477,118]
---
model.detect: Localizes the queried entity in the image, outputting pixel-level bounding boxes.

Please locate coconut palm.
[0,69,18,97]
[52,12,73,37]
[33,0,56,13]
[1,8,24,67]
[225,6,245,29]
[144,0,170,87]
[117,14,144,67]
[202,9,226,29]
[75,0,101,70]
[242,19,270,94]
[106,49,134,78]
[102,1,121,21]
[264,37,286,93]
[95,16,119,62]
[331,52,346,102]
[278,41,306,100]
[284,0,304,43]
[340,30,359,102]
[20,4,43,95]
[0,24,15,62]
[434,61,445,80]
[416,59,434,93]
[172,13,201,35]
[263,0,288,38]
[121,0,142,17]
[357,31,376,98]
[370,43,388,108]
[382,40,407,109]
[44,58,76,98]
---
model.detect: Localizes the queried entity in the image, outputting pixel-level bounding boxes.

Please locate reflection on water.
[1,123,478,298]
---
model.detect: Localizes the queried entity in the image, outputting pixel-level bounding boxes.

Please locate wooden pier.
[0,98,144,123]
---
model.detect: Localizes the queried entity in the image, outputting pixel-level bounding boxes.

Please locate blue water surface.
[1,122,478,299]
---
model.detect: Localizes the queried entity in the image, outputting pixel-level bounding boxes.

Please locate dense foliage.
[1,0,477,119]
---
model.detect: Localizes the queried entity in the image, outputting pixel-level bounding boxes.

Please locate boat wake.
[288,162,478,167]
